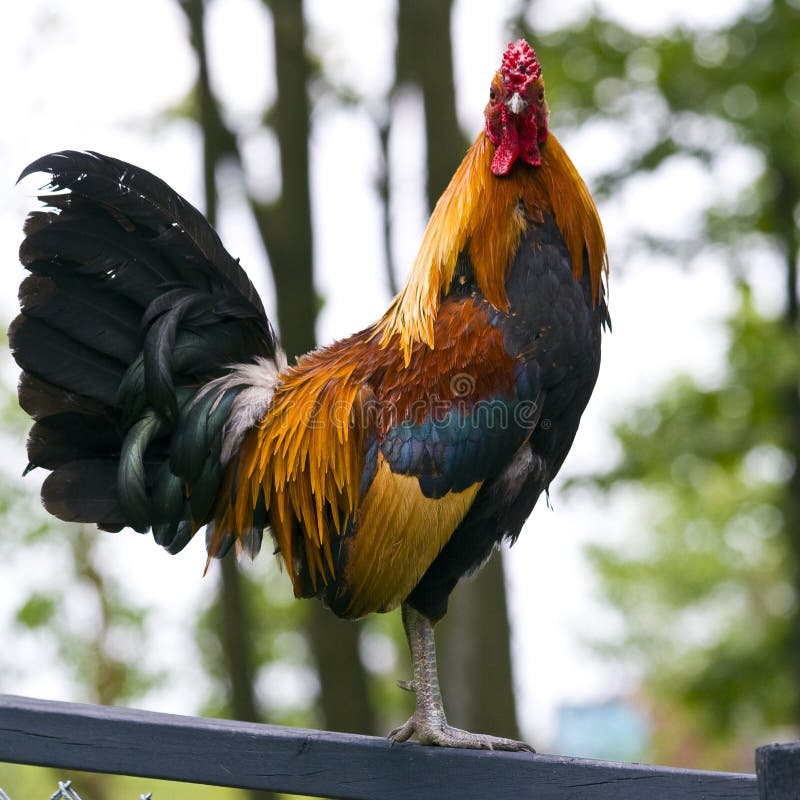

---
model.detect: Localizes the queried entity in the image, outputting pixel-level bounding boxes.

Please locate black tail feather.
[41,460,128,531]
[26,412,120,471]
[9,315,127,405]
[18,150,266,315]
[18,372,106,421]
[13,150,282,553]
[19,274,142,363]
[23,216,182,307]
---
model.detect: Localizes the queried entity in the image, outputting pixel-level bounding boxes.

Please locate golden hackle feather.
[378,132,608,364]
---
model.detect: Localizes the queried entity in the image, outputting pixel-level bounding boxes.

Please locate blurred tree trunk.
[179,3,274,799]
[217,556,261,723]
[395,0,522,739]
[436,554,521,738]
[396,0,465,211]
[776,163,800,726]
[250,0,376,736]
[256,0,316,358]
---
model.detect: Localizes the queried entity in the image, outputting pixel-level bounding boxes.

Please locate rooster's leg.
[388,603,535,751]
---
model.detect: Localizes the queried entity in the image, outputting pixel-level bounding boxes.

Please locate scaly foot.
[392,604,536,752]
[389,711,535,751]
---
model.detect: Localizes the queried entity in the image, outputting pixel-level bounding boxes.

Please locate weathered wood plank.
[0,695,757,800]
[756,742,800,800]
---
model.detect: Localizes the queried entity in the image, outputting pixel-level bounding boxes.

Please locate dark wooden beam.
[0,695,758,800]
[756,742,800,800]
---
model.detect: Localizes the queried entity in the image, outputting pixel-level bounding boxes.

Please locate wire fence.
[0,779,152,800]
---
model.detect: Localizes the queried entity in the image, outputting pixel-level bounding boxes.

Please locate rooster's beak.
[506,92,528,115]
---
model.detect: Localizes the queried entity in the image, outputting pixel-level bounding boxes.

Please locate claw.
[396,679,415,692]
[387,717,416,744]
[388,711,535,752]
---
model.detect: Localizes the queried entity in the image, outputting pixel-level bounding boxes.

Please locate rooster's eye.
[538,89,545,101]
[489,89,497,103]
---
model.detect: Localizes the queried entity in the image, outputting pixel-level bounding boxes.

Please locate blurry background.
[1,0,799,797]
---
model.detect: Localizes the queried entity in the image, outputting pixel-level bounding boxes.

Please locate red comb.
[500,40,541,94]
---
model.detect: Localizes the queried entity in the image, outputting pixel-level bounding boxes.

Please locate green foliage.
[585,289,798,745]
[521,0,800,265]
[8,523,164,706]
[15,593,57,629]
[194,554,410,730]
[0,384,162,708]
[0,763,260,800]
[195,556,315,727]
[518,0,800,762]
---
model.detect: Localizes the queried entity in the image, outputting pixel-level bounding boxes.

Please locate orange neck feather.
[377,131,608,364]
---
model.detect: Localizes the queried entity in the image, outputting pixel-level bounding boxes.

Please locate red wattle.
[490,105,519,176]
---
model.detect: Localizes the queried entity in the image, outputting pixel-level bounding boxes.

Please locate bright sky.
[0,0,779,749]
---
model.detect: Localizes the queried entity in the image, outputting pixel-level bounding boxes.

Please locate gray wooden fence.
[0,694,794,799]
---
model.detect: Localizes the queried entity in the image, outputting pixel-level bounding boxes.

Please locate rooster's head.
[484,39,549,176]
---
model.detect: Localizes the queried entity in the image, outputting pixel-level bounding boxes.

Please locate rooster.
[11,40,608,751]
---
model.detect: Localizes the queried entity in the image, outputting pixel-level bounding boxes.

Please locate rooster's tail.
[11,151,283,556]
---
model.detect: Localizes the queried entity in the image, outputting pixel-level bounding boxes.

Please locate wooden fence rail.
[0,694,784,800]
